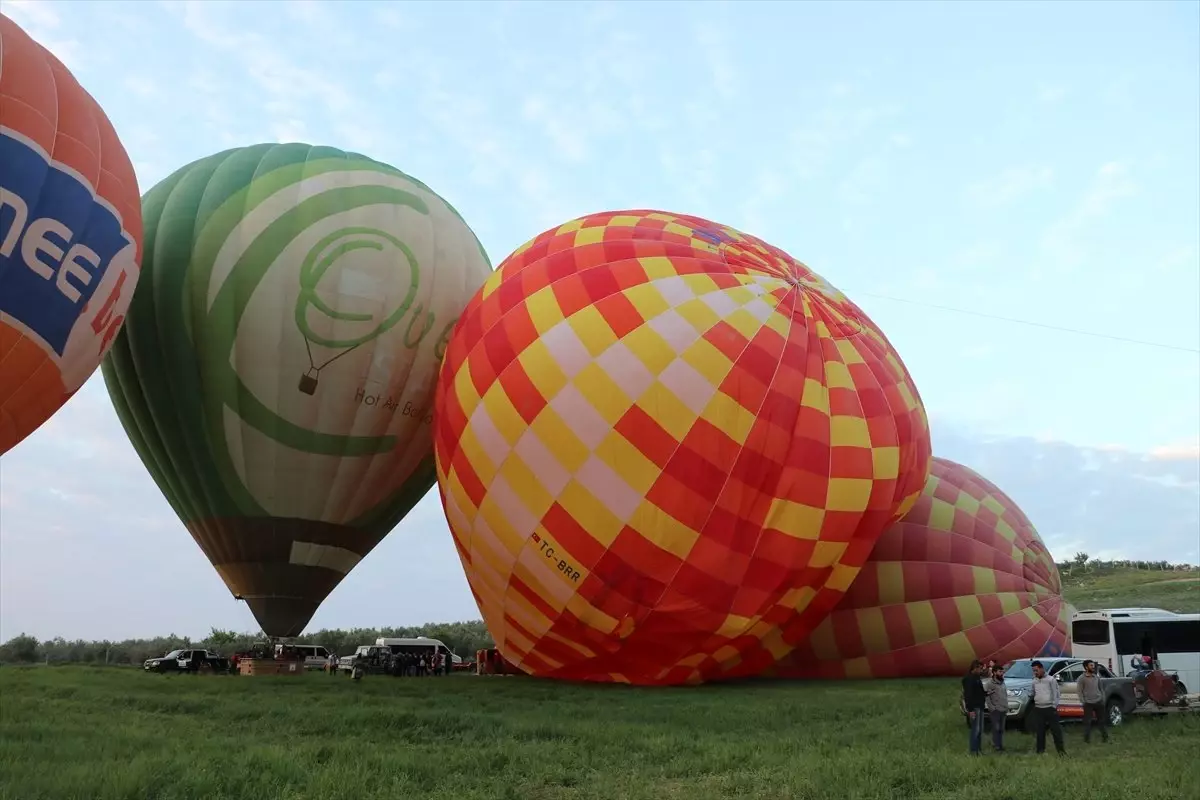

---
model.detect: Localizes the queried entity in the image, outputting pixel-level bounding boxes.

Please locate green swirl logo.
[294,226,424,395]
[197,177,434,463]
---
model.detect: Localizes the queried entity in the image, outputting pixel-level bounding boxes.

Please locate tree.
[205,628,239,647]
[0,633,41,663]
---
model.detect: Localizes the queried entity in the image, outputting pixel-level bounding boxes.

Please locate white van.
[1071,607,1200,693]
[274,643,333,670]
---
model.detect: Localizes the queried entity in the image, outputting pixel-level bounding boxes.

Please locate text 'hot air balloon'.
[102,143,493,637]
[772,456,1069,680]
[1,15,143,455]
[433,210,932,685]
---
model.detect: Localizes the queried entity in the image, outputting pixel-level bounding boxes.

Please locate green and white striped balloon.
[102,143,493,637]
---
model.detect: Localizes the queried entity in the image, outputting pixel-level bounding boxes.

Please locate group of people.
[961,658,1111,756]
[390,649,452,677]
[322,648,452,677]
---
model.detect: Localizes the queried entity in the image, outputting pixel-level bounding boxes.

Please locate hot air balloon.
[771,456,1070,680]
[433,210,932,685]
[0,15,143,456]
[101,143,493,637]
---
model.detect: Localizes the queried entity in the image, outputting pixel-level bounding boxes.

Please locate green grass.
[2,667,1199,800]
[1061,568,1199,613]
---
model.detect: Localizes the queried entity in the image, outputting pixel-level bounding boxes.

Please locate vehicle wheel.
[1175,681,1187,698]
[1107,699,1124,727]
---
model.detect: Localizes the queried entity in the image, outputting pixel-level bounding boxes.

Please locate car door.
[1055,663,1085,712]
[1057,662,1084,687]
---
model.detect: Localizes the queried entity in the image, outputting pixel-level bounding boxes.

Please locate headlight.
[1006,688,1024,697]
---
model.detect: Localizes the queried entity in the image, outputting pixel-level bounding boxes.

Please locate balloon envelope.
[772,456,1069,679]
[434,210,932,685]
[1,16,142,455]
[102,143,492,637]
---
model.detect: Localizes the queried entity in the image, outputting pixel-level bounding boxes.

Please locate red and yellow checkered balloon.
[433,210,932,685]
[772,456,1069,680]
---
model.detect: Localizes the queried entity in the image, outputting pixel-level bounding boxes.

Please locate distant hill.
[1057,559,1198,613]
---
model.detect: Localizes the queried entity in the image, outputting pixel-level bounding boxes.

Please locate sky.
[1,0,1198,642]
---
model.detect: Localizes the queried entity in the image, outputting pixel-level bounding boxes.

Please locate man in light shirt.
[1030,660,1067,756]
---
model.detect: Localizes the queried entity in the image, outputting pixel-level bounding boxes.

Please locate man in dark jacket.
[962,659,987,755]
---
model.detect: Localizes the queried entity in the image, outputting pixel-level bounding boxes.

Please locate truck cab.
[338,645,389,673]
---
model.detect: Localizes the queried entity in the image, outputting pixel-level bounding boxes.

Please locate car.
[143,648,231,674]
[959,657,1136,729]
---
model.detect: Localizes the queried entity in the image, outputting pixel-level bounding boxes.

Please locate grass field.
[1061,568,1198,613]
[2,666,1199,800]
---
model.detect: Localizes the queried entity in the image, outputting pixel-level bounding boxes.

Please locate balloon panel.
[101,144,492,636]
[772,456,1069,679]
[0,16,142,455]
[434,209,932,685]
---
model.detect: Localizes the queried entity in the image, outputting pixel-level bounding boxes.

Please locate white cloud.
[1156,245,1198,275]
[964,165,1054,208]
[787,104,902,178]
[123,75,160,99]
[3,0,61,29]
[738,169,786,239]
[952,241,1003,269]
[691,21,737,101]
[1039,161,1138,271]
[1149,441,1200,462]
[4,0,85,72]
[1038,85,1068,104]
[837,156,888,206]
[284,0,330,25]
[521,97,589,163]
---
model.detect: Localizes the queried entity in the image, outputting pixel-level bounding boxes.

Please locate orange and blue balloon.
[0,15,143,455]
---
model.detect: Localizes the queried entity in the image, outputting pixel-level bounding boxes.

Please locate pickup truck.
[1049,661,1138,727]
[338,645,399,676]
[143,648,232,674]
[959,657,1136,728]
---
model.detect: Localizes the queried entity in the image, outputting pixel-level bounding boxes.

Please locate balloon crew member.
[984,663,1008,752]
[1078,660,1109,744]
[1029,661,1066,756]
[961,659,987,755]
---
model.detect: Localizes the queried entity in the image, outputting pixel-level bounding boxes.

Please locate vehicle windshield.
[1002,660,1034,680]
[163,650,183,659]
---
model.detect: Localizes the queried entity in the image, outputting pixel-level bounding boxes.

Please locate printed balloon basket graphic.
[0,16,143,457]
[432,208,933,686]
[101,142,492,638]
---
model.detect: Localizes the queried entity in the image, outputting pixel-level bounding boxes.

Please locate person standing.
[1030,661,1067,756]
[1078,660,1110,743]
[962,660,987,755]
[985,664,1008,752]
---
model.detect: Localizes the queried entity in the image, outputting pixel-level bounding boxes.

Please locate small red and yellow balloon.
[0,15,143,455]
[772,456,1070,680]
[433,209,932,685]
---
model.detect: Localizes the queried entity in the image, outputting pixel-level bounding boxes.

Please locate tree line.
[1055,554,1196,577]
[0,619,494,666]
[5,560,1194,666]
